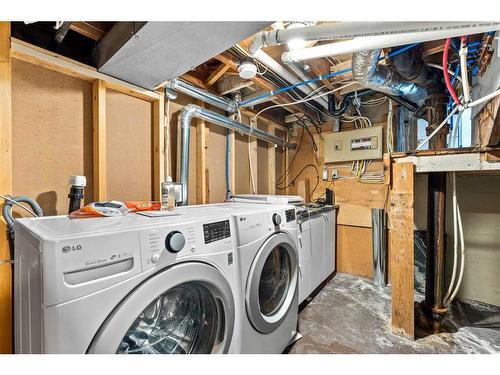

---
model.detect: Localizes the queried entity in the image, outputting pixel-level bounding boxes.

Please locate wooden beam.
[216,74,254,95]
[92,80,107,201]
[215,52,314,116]
[475,95,500,147]
[11,38,160,102]
[0,21,12,355]
[389,162,415,339]
[152,94,165,200]
[267,124,276,194]
[196,101,208,204]
[70,22,106,41]
[206,63,230,87]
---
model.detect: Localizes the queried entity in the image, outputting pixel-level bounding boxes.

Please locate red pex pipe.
[443,38,461,105]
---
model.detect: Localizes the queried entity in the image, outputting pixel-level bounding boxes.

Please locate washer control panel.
[203,220,231,244]
[285,209,296,223]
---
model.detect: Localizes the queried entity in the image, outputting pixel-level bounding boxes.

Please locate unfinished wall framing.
[0,30,288,353]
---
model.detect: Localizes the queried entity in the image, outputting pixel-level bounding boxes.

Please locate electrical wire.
[251,82,357,125]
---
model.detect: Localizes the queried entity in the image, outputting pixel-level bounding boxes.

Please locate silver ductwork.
[165,78,238,113]
[352,49,427,103]
[179,104,293,204]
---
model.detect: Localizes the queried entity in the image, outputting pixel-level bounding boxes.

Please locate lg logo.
[239,217,246,222]
[62,244,82,254]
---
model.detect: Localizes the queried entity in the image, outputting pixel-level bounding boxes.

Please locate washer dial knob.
[272,213,282,226]
[165,231,186,253]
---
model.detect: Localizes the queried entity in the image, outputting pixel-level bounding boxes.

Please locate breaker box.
[323,125,383,163]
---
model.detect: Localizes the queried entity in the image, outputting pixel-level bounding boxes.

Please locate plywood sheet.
[11,59,93,215]
[106,89,152,202]
[337,224,374,278]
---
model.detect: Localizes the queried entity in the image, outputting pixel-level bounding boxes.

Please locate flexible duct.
[352,49,427,102]
[391,44,442,94]
[179,104,293,204]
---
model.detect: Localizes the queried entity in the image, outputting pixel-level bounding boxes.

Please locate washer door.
[245,232,298,334]
[88,262,234,354]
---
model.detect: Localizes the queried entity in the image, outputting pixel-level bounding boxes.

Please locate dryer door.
[245,232,298,334]
[88,262,234,354]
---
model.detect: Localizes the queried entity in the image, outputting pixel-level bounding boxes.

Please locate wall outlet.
[331,169,339,179]
[322,168,329,181]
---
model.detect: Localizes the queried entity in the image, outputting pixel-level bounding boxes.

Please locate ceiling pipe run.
[179,104,294,205]
[165,78,238,113]
[249,22,486,53]
[281,22,500,63]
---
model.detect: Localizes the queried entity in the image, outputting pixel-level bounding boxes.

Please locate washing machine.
[204,202,299,353]
[14,207,240,354]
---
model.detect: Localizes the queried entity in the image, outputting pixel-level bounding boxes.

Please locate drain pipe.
[249,22,485,52]
[179,104,294,205]
[281,23,500,63]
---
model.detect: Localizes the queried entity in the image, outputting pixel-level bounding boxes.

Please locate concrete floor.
[287,273,500,354]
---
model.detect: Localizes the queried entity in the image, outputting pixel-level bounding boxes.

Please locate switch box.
[323,126,383,163]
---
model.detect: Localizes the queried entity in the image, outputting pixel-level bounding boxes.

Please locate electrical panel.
[323,126,383,163]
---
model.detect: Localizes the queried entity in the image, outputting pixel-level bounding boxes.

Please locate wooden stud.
[249,119,258,193]
[0,21,12,354]
[11,38,160,102]
[205,63,230,87]
[152,94,165,200]
[92,80,107,201]
[389,162,415,339]
[69,22,107,41]
[267,124,276,194]
[228,130,236,196]
[196,101,208,204]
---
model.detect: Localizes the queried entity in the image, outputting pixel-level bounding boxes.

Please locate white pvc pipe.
[459,41,471,104]
[249,22,497,53]
[444,172,458,305]
[281,23,500,63]
[253,49,329,109]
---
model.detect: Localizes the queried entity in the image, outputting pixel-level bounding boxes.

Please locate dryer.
[205,202,299,353]
[14,208,240,354]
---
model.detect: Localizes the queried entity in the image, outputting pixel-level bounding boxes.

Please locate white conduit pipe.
[446,198,466,306]
[253,49,329,109]
[281,23,500,63]
[459,39,471,104]
[249,22,494,53]
[444,172,459,305]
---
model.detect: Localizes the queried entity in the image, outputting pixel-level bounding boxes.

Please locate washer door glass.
[117,282,220,354]
[258,246,291,316]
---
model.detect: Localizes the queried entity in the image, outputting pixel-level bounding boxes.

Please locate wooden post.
[389,162,415,339]
[249,119,258,193]
[0,21,12,354]
[228,130,236,196]
[267,124,276,194]
[196,101,208,204]
[92,80,107,201]
[152,94,165,200]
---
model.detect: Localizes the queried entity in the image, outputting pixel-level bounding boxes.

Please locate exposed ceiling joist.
[206,63,230,87]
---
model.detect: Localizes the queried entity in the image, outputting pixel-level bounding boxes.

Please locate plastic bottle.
[68,175,86,214]
[161,176,176,211]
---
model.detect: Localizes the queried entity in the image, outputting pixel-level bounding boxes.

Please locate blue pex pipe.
[239,43,420,107]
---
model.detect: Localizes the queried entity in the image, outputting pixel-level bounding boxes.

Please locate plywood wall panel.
[206,123,227,203]
[105,89,152,202]
[11,59,93,215]
[336,224,374,278]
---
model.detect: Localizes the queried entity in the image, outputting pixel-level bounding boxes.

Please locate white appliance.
[14,207,241,354]
[205,202,299,353]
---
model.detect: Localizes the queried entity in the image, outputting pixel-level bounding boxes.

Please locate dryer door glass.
[259,246,291,316]
[117,282,221,354]
[245,232,298,334]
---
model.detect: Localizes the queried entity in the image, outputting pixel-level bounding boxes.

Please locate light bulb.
[287,38,308,51]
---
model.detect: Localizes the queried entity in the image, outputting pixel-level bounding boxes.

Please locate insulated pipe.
[281,23,500,63]
[249,22,488,53]
[165,78,238,113]
[179,104,294,204]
